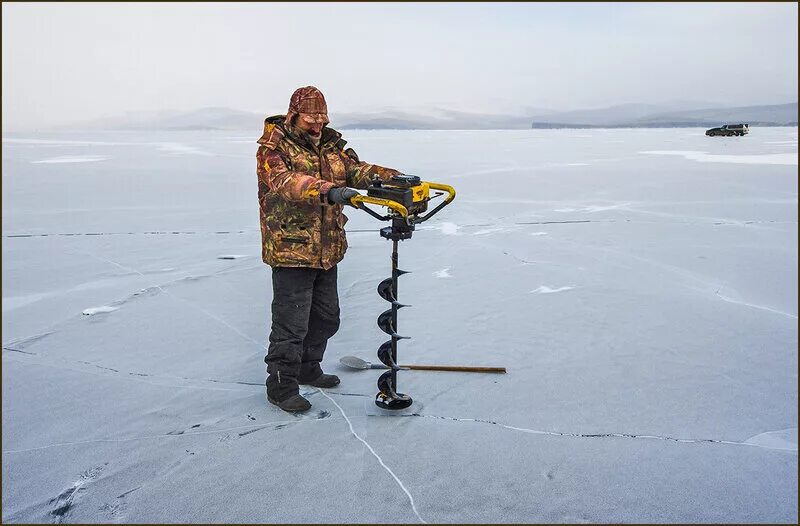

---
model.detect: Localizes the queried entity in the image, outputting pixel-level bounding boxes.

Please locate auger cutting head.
[376,371,412,410]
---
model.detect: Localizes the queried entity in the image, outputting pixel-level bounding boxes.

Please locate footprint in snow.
[50,464,107,522]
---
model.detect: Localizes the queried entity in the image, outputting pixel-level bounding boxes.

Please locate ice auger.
[349,174,456,410]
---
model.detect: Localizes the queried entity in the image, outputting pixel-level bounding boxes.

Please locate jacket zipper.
[290,130,332,268]
[282,236,308,244]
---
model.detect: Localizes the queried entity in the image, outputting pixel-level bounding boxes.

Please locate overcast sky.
[2,2,797,131]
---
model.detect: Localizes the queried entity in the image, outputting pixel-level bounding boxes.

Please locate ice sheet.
[2,127,797,523]
[640,150,798,165]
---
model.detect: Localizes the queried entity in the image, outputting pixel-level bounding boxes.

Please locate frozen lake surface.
[2,127,797,523]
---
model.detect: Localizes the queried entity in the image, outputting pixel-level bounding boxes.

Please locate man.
[256,86,403,412]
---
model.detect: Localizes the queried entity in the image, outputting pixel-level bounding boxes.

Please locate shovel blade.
[339,355,371,370]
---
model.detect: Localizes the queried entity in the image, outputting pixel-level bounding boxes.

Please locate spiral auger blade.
[377,277,394,302]
[377,309,410,339]
[377,341,401,369]
[377,276,412,307]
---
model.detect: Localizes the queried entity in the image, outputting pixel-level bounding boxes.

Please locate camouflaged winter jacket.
[256,115,402,269]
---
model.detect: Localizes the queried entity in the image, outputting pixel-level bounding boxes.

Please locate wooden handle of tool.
[403,365,506,373]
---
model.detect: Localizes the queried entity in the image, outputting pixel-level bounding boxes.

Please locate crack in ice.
[1,262,262,352]
[4,355,258,394]
[318,389,426,524]
[3,230,250,238]
[715,291,797,320]
[403,414,796,452]
[2,418,329,455]
[81,252,267,352]
[2,346,35,355]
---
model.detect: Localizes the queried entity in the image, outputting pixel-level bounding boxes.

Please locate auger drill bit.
[374,238,413,410]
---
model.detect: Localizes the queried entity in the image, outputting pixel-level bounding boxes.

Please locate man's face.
[295,113,327,138]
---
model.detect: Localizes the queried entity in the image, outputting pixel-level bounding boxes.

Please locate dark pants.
[265,266,340,401]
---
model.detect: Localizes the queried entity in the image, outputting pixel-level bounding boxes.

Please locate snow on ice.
[439,222,459,235]
[81,306,120,316]
[31,156,108,164]
[433,268,452,278]
[531,286,576,294]
[640,150,798,165]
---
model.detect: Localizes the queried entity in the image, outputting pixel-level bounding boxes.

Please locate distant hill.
[335,108,534,130]
[633,102,798,126]
[68,102,798,132]
[531,102,797,129]
[337,102,797,129]
[526,102,719,126]
[75,107,265,131]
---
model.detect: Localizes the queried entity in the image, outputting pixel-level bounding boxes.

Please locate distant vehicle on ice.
[706,123,750,136]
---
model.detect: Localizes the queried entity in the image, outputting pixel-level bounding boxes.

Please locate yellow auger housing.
[349,175,456,229]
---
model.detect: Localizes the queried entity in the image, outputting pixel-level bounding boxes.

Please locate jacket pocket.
[271,228,315,265]
[279,235,309,244]
[276,229,311,249]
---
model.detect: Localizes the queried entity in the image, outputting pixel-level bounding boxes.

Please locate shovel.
[340,355,506,374]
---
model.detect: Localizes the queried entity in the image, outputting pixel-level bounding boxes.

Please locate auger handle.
[413,182,456,225]
[350,194,409,219]
[427,182,457,204]
[402,364,506,373]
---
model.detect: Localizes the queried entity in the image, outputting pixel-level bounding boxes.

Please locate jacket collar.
[258,114,344,152]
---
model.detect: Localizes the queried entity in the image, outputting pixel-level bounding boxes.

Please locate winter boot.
[299,373,340,388]
[267,392,312,413]
[266,370,309,412]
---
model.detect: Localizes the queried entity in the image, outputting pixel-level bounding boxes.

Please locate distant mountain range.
[530,102,797,129]
[77,107,263,131]
[74,102,797,131]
